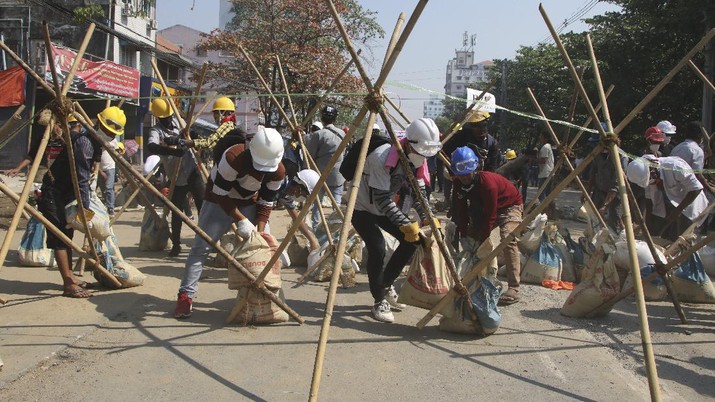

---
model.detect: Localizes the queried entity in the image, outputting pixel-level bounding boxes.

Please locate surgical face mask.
[648,144,660,153]
[663,136,671,146]
[100,126,116,140]
[408,152,426,167]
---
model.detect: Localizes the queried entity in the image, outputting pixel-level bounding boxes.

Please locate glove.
[169,147,185,157]
[399,221,421,243]
[236,218,256,239]
[164,136,180,146]
[421,217,441,229]
[67,208,95,231]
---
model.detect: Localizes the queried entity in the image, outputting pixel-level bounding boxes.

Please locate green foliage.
[72,5,103,24]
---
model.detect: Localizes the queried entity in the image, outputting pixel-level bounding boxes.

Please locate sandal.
[498,288,520,306]
[62,285,92,298]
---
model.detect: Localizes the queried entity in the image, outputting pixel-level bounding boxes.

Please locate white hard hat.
[294,169,320,193]
[249,126,284,172]
[311,121,323,131]
[626,156,657,188]
[656,120,676,135]
[144,155,161,175]
[405,118,442,157]
[373,123,380,131]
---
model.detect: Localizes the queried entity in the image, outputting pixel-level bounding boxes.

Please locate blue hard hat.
[451,146,479,175]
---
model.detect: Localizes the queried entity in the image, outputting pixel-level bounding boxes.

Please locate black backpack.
[339,135,391,181]
[212,127,247,163]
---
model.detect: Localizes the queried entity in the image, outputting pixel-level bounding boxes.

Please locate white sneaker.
[385,286,406,311]
[371,300,394,323]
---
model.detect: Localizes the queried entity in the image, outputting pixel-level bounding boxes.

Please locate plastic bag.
[670,252,715,304]
[613,240,666,273]
[521,234,563,284]
[17,217,54,267]
[518,213,548,255]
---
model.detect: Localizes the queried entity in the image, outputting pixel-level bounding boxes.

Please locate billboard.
[465,88,496,113]
[45,43,140,99]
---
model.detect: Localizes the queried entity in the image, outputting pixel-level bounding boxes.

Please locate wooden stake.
[688,59,715,94]
[73,105,304,323]
[0,104,25,142]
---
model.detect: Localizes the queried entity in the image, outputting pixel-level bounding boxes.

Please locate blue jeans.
[179,201,267,298]
[312,184,343,231]
[102,168,116,213]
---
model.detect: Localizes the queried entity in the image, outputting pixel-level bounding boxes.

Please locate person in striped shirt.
[183,96,236,152]
[174,126,286,319]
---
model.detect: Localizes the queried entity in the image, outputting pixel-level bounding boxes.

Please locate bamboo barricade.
[664,202,715,257]
[0,104,26,143]
[71,106,304,324]
[688,60,715,94]
[526,88,609,231]
[308,2,432,401]
[109,165,161,225]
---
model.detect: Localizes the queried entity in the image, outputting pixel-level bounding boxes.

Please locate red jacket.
[453,171,523,242]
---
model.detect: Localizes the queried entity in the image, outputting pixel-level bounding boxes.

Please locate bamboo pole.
[613,28,715,136]
[526,87,609,230]
[623,180,688,323]
[576,23,660,398]
[0,39,56,97]
[664,202,715,257]
[309,3,431,401]
[298,53,359,129]
[72,106,304,323]
[0,104,25,142]
[688,60,715,94]
[0,124,51,271]
[109,165,160,225]
[524,158,564,214]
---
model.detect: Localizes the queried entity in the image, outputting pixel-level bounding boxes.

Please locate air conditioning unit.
[148,19,157,30]
[121,4,133,16]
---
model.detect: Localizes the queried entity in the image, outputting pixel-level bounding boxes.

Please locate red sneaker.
[174,292,193,319]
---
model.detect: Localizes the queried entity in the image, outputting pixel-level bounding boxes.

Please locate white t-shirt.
[670,139,704,170]
[538,143,554,178]
[645,156,707,221]
[100,138,118,171]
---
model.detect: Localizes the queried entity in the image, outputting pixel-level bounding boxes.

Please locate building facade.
[444,49,493,99]
[423,94,444,120]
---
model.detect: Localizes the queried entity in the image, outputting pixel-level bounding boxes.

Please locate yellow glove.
[399,221,421,243]
[421,218,441,229]
[73,208,95,226]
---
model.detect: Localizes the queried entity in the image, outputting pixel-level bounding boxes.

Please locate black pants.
[352,210,417,303]
[171,170,205,245]
[37,185,73,252]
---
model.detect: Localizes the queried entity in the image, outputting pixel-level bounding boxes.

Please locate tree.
[197,0,384,130]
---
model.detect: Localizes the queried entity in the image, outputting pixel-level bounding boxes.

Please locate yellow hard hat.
[117,142,125,154]
[67,113,78,123]
[465,110,490,124]
[97,106,126,136]
[505,149,517,160]
[212,96,235,112]
[150,98,174,119]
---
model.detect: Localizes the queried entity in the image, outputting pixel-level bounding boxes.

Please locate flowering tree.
[198,0,384,129]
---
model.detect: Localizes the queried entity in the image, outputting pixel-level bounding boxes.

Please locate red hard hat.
[342,126,350,134]
[644,126,665,143]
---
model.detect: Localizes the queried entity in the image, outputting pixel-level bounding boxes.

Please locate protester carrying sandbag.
[626,154,708,241]
[352,117,441,323]
[276,169,321,251]
[450,146,524,306]
[36,108,120,298]
[174,125,285,319]
[148,98,204,257]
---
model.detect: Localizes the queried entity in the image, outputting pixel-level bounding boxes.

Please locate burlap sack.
[398,229,454,310]
[228,232,282,290]
[233,287,289,325]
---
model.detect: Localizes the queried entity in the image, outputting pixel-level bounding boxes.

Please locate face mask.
[663,136,672,146]
[408,152,426,167]
[648,144,660,153]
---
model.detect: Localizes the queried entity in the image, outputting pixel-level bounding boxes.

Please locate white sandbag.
[582,202,601,241]
[308,236,359,285]
[286,233,311,267]
[138,209,169,251]
[670,252,715,304]
[700,246,715,276]
[622,265,668,301]
[521,235,563,284]
[211,233,240,268]
[518,213,548,255]
[398,229,454,310]
[613,240,666,272]
[17,217,54,267]
[64,198,112,241]
[561,231,620,318]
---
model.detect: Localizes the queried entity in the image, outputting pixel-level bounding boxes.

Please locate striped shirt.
[192,120,235,150]
[204,143,285,224]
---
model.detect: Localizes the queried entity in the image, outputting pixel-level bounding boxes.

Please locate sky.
[156,0,621,120]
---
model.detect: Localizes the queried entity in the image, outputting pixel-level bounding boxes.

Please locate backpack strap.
[326,126,345,141]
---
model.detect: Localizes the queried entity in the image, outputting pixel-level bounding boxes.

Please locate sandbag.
[228,231,282,290]
[232,287,289,325]
[17,216,54,267]
[670,252,715,304]
[613,240,666,272]
[211,233,240,268]
[582,202,601,241]
[518,213,548,255]
[307,236,359,286]
[439,276,502,336]
[622,265,667,301]
[398,230,454,310]
[521,234,563,284]
[561,231,620,318]
[64,197,112,241]
[138,209,169,251]
[557,229,585,283]
[699,245,715,276]
[286,233,311,267]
